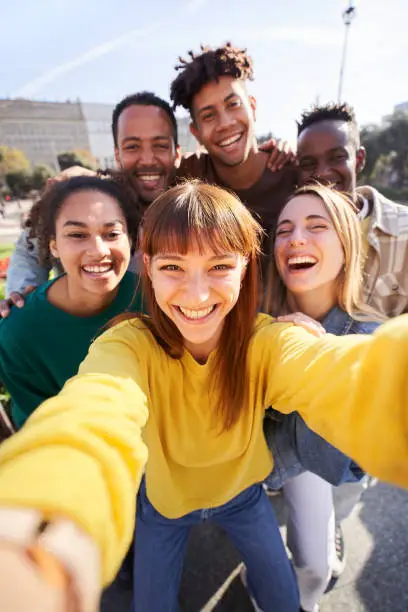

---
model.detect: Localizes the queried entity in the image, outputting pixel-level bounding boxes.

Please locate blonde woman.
[264,183,384,612]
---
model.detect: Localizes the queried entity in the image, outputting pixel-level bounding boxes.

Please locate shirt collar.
[357,186,400,237]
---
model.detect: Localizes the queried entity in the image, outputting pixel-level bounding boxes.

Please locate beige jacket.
[359,186,408,316]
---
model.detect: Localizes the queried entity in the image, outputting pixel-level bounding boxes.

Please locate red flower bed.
[0,257,10,279]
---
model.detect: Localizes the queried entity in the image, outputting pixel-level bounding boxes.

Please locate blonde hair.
[264,183,384,321]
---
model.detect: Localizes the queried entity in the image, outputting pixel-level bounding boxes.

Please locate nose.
[314,159,333,182]
[138,146,156,166]
[288,226,307,246]
[87,236,110,258]
[216,108,236,132]
[183,272,210,305]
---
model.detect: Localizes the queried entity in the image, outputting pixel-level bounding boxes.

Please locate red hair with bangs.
[115,180,263,431]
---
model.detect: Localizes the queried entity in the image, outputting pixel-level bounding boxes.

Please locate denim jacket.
[265,307,380,489]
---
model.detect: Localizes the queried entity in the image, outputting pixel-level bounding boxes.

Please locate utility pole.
[337,1,356,102]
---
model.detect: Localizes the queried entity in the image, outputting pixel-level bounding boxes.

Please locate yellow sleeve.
[0,321,149,585]
[262,315,408,488]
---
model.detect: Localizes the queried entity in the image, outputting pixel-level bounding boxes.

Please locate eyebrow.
[197,93,239,117]
[155,254,235,261]
[277,214,329,226]
[122,135,170,144]
[63,219,124,228]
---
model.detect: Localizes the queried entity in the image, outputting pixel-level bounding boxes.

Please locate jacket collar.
[357,186,400,237]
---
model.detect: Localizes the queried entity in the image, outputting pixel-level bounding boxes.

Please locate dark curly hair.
[26,174,141,267]
[111,91,178,147]
[170,42,254,115]
[297,102,360,148]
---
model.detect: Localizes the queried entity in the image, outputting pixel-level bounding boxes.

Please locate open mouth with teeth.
[287,256,318,271]
[81,262,114,277]
[134,172,163,188]
[217,133,244,149]
[175,304,217,321]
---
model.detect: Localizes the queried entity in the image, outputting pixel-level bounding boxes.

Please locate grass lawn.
[0,243,13,300]
[0,243,13,259]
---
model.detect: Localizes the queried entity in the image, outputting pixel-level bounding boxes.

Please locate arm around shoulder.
[5,230,51,297]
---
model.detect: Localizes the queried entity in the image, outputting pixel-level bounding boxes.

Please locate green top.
[0,271,142,428]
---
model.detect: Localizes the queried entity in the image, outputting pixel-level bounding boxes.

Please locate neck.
[212,144,267,191]
[286,285,337,322]
[48,275,119,317]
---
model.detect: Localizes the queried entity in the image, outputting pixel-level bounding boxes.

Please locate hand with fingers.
[276,312,326,338]
[0,508,101,612]
[259,138,297,172]
[0,285,35,319]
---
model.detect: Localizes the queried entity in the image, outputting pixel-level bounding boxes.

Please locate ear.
[249,95,257,121]
[190,121,202,145]
[356,146,366,175]
[143,254,152,279]
[114,147,121,168]
[49,238,58,260]
[174,144,182,167]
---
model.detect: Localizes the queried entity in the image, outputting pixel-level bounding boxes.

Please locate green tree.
[31,164,55,191]
[57,149,97,171]
[0,146,30,177]
[5,170,32,198]
[360,110,408,188]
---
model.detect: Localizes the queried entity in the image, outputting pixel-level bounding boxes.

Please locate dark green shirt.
[0,272,142,428]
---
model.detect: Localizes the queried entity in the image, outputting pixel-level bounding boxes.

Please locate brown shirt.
[178,152,297,238]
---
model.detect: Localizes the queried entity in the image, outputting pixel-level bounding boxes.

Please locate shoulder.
[250,313,301,348]
[0,285,46,340]
[94,317,157,355]
[362,186,408,235]
[177,151,212,180]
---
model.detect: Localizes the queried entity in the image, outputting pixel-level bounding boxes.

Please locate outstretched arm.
[261,316,408,488]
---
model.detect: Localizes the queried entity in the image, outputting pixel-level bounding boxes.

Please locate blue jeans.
[132,480,299,612]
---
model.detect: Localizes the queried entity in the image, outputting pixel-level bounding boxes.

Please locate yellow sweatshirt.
[0,314,407,585]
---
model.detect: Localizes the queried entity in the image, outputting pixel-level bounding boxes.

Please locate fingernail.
[16,300,24,307]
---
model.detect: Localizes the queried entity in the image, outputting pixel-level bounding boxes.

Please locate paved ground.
[102,481,408,612]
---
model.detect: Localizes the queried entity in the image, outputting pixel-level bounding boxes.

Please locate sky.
[1,0,407,144]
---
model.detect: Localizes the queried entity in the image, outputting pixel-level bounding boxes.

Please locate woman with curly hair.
[0,175,142,429]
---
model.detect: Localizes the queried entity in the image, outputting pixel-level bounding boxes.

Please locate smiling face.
[115,104,180,204]
[49,189,131,300]
[297,120,366,197]
[190,76,257,168]
[274,194,345,298]
[144,243,247,361]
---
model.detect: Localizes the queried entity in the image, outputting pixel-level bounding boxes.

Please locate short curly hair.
[170,42,254,115]
[26,174,140,267]
[297,102,360,148]
[112,92,178,147]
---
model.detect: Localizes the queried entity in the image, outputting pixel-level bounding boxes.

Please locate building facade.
[0,98,90,170]
[0,98,198,171]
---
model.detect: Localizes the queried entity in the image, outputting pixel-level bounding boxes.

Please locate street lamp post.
[337,2,356,102]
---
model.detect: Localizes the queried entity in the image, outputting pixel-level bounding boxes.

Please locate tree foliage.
[0,146,30,177]
[360,110,408,189]
[57,149,97,171]
[31,164,55,191]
